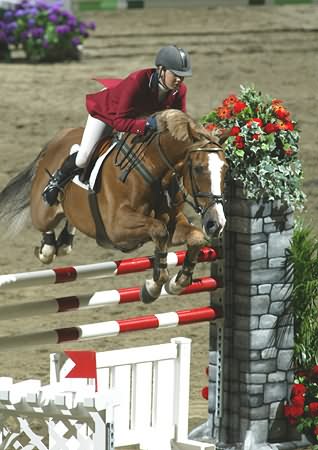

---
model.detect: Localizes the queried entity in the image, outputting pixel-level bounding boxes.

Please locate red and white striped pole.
[0,247,217,290]
[0,276,218,321]
[0,306,221,351]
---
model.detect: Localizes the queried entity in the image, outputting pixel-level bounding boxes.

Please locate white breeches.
[72,114,106,168]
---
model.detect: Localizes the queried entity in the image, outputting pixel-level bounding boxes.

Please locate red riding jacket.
[86,68,187,135]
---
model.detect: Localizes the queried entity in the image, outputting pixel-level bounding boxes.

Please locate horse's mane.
[155,109,219,144]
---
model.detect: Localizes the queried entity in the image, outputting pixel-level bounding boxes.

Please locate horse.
[0,109,228,303]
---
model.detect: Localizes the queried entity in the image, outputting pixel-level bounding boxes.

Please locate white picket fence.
[0,337,214,450]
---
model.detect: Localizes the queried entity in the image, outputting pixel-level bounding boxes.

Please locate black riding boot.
[42,153,81,206]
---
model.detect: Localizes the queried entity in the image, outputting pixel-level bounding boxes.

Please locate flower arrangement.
[284,367,318,445]
[0,0,95,62]
[201,85,305,209]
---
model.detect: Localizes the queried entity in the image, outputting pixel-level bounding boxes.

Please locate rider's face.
[160,69,184,90]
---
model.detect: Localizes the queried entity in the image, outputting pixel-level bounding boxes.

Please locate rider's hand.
[145,116,157,133]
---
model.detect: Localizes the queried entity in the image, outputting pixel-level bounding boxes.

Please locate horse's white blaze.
[208,152,227,233]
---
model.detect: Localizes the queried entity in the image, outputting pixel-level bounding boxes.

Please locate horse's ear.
[188,118,221,144]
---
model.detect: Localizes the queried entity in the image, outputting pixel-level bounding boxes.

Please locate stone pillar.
[209,182,297,447]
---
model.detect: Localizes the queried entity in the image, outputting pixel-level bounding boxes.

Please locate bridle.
[155,134,225,218]
[185,147,224,216]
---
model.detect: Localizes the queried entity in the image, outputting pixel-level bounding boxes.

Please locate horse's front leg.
[141,219,170,304]
[165,211,206,295]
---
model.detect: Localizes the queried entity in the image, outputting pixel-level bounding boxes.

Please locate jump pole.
[0,276,218,321]
[0,247,217,290]
[0,306,221,352]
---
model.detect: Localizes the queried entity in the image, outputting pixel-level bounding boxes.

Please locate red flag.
[64,351,98,391]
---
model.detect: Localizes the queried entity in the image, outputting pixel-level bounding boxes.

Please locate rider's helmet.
[155,45,192,77]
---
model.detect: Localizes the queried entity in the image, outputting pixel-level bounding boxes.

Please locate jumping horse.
[0,109,228,303]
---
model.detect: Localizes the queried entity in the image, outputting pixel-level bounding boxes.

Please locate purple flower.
[27,7,39,16]
[15,9,28,17]
[42,38,49,48]
[7,35,16,44]
[56,24,70,34]
[48,13,59,23]
[3,10,14,21]
[6,22,18,31]
[31,26,44,38]
[0,30,7,43]
[20,30,29,41]
[71,36,80,46]
[28,18,36,26]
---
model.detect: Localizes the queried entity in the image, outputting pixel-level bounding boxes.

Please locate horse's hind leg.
[34,231,57,264]
[56,221,76,256]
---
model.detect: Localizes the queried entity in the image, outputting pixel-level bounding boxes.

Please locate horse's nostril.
[205,220,217,235]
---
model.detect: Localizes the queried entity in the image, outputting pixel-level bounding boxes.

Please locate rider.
[42,45,192,206]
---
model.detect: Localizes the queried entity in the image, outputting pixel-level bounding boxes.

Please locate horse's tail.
[0,148,45,236]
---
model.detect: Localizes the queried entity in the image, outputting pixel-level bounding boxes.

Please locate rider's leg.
[42,115,106,206]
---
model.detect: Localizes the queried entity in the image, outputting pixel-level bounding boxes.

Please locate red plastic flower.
[309,402,318,417]
[284,404,304,420]
[233,101,247,114]
[263,123,279,134]
[291,383,307,397]
[247,118,263,128]
[291,394,305,407]
[235,135,245,149]
[217,106,232,119]
[252,134,260,141]
[205,123,217,131]
[223,94,238,107]
[272,98,284,105]
[284,148,293,157]
[229,126,241,136]
[273,105,289,120]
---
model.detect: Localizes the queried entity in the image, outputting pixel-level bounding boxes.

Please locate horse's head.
[183,144,228,237]
[156,109,228,237]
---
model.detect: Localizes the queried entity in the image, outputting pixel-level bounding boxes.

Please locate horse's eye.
[193,165,205,175]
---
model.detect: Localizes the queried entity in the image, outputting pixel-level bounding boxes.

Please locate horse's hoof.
[140,285,158,304]
[164,275,183,296]
[56,245,72,256]
[34,246,55,264]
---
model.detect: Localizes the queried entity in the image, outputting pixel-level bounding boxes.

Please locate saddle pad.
[72,141,117,191]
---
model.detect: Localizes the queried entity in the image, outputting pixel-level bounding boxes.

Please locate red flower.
[314,425,318,436]
[309,402,318,417]
[235,135,245,149]
[217,106,232,119]
[247,118,263,128]
[252,134,260,141]
[229,126,241,136]
[263,123,279,134]
[291,383,307,397]
[223,94,238,107]
[205,123,217,131]
[284,404,304,420]
[233,101,247,114]
[291,394,305,407]
[273,105,289,120]
[311,366,318,377]
[272,98,284,105]
[284,148,293,157]
[281,121,294,131]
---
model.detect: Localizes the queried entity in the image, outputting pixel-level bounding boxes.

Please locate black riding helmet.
[155,45,192,77]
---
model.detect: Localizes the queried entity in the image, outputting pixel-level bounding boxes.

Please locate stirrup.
[42,170,66,206]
